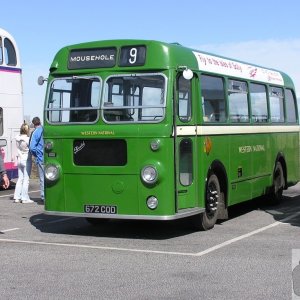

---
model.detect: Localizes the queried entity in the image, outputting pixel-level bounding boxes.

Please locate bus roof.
[50,39,295,89]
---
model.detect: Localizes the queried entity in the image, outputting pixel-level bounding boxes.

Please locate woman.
[13,123,33,203]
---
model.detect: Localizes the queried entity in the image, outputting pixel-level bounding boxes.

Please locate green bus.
[40,39,299,230]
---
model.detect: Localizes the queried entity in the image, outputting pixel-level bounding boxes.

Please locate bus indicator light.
[204,137,212,154]
[146,196,158,210]
[150,140,160,151]
[45,141,53,151]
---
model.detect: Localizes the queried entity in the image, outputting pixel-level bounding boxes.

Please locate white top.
[15,134,30,161]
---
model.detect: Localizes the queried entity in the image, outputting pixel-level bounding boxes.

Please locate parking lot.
[1,179,300,299]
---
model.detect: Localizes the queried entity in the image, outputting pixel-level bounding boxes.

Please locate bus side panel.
[250,132,272,198]
[0,94,23,179]
[273,131,300,185]
[227,134,252,205]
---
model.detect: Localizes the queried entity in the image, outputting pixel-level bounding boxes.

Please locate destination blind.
[68,45,146,69]
[68,48,117,69]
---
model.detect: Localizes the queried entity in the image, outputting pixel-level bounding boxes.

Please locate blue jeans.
[37,161,44,201]
[14,157,32,201]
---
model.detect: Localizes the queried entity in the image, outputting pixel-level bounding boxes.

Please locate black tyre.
[271,162,285,204]
[193,174,223,231]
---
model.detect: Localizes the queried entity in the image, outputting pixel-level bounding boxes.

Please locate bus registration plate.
[84,205,117,214]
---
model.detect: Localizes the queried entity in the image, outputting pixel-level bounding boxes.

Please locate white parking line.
[0,228,20,233]
[195,211,300,257]
[0,211,299,257]
[0,190,40,198]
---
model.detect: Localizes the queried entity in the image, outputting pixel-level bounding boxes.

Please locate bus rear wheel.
[193,174,223,231]
[271,162,285,204]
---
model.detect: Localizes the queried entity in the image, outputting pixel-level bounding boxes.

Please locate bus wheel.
[85,218,109,226]
[193,174,222,231]
[271,162,285,204]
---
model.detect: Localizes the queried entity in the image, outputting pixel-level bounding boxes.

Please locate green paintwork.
[43,39,299,220]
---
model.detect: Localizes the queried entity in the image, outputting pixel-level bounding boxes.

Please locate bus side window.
[269,86,284,123]
[285,89,297,123]
[249,83,268,123]
[0,108,3,136]
[177,74,191,122]
[4,38,17,66]
[200,75,226,122]
[0,37,3,65]
[228,80,249,123]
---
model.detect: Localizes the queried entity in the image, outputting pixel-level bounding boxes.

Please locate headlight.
[141,165,158,184]
[45,164,60,181]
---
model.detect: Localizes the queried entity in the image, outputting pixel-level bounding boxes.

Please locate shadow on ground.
[29,184,300,239]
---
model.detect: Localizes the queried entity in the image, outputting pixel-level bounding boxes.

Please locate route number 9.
[129,48,137,64]
[119,45,146,67]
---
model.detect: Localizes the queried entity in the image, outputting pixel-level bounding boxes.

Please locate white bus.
[0,28,23,179]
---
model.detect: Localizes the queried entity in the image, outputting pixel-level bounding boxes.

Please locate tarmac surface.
[0,179,300,299]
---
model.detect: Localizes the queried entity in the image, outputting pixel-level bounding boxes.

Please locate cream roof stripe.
[174,125,300,136]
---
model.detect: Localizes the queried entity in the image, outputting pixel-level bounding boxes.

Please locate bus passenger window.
[179,138,193,186]
[285,89,297,123]
[0,37,3,65]
[228,80,249,123]
[200,75,226,122]
[250,83,268,122]
[269,87,284,123]
[178,74,191,122]
[4,38,17,66]
[0,108,3,136]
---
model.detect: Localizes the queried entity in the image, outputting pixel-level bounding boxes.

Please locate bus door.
[174,73,198,210]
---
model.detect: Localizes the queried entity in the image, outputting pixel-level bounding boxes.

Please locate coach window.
[0,108,3,135]
[178,74,192,122]
[285,89,297,123]
[0,37,3,65]
[4,38,17,66]
[250,83,268,122]
[228,80,249,123]
[200,75,226,122]
[269,86,284,123]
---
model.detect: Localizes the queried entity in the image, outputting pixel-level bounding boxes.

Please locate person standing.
[13,123,33,203]
[0,154,9,189]
[29,117,44,202]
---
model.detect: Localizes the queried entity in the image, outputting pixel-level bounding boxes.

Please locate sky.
[1,0,300,121]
